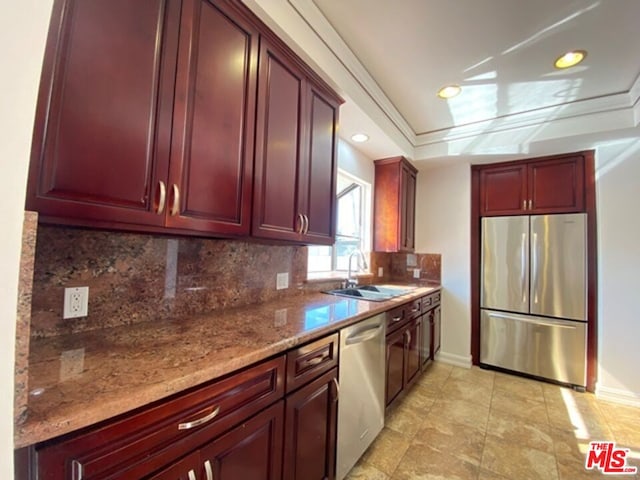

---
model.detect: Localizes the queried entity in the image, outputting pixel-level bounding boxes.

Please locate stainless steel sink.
[324,284,416,302]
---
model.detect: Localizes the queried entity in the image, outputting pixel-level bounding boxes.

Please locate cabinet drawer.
[385,304,407,334]
[421,291,441,312]
[286,333,338,393]
[36,355,285,480]
[407,298,422,319]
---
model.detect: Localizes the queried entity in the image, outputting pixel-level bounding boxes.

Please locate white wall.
[415,162,472,367]
[595,142,640,404]
[0,1,53,476]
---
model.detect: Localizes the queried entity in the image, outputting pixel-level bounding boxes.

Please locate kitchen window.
[308,170,371,276]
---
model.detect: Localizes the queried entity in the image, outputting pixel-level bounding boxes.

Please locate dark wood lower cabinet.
[385,327,406,408]
[405,318,421,389]
[200,401,284,480]
[283,368,338,480]
[147,452,201,480]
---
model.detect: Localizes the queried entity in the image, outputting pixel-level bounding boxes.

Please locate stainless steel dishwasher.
[336,313,386,480]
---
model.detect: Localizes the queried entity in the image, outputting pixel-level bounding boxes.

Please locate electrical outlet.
[413,268,421,279]
[276,272,289,290]
[378,267,384,277]
[63,287,89,319]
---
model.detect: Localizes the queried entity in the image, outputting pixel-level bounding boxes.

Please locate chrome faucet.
[346,250,368,288]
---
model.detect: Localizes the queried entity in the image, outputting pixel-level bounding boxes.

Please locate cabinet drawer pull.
[528,199,532,210]
[170,184,180,216]
[156,181,166,215]
[204,460,213,480]
[304,354,326,368]
[188,469,197,480]
[410,306,419,312]
[406,331,412,345]
[332,377,340,401]
[303,214,309,234]
[392,315,403,322]
[178,405,220,430]
[523,199,526,210]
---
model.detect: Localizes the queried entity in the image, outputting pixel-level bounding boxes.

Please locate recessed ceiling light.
[437,84,461,99]
[554,50,587,69]
[351,133,369,143]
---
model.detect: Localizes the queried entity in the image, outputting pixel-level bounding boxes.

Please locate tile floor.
[346,362,640,480]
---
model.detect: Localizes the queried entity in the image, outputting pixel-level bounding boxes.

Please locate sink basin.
[324,284,416,302]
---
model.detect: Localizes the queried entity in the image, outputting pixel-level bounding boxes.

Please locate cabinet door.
[478,164,527,216]
[401,165,416,251]
[200,401,284,480]
[166,0,258,235]
[300,85,339,245]
[26,0,179,226]
[253,40,306,241]
[283,369,337,480]
[528,156,584,213]
[405,318,421,388]
[432,305,441,358]
[147,452,200,480]
[385,328,406,408]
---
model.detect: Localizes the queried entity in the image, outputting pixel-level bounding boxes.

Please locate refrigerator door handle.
[520,233,527,305]
[486,311,579,329]
[531,232,538,305]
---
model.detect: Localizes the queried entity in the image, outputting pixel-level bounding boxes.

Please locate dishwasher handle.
[345,324,384,345]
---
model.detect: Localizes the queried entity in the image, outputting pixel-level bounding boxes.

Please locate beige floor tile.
[401,383,439,416]
[440,376,493,407]
[482,434,559,480]
[345,463,390,480]
[487,409,554,454]
[391,444,479,480]
[494,372,545,402]
[412,416,486,466]
[429,397,491,432]
[491,388,549,424]
[477,468,512,480]
[359,427,411,477]
[449,365,495,389]
[547,398,613,439]
[385,402,425,440]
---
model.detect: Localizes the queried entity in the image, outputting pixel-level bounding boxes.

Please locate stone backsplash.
[30,225,313,338]
[370,251,441,283]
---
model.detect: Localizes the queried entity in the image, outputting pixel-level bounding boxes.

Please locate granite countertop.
[16,284,440,448]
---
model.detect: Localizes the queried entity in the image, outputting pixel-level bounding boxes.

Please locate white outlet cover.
[378,267,384,277]
[413,268,421,279]
[63,286,89,319]
[276,272,289,290]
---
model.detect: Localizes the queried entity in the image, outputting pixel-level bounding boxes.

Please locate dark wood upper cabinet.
[373,156,418,252]
[165,0,259,235]
[27,0,341,243]
[252,40,339,245]
[478,153,586,216]
[26,0,180,227]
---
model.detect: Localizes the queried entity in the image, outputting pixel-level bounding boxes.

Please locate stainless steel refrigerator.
[480,213,588,387]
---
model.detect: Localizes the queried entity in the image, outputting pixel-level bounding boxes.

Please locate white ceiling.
[244,0,640,165]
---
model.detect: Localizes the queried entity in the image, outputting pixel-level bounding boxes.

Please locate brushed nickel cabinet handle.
[297,213,304,233]
[188,470,197,480]
[156,181,166,215]
[71,460,83,480]
[392,316,402,322]
[304,354,326,368]
[178,405,220,430]
[204,460,213,480]
[303,214,309,234]
[528,199,532,210]
[332,377,340,401]
[170,184,180,216]
[407,331,412,345]
[523,199,526,210]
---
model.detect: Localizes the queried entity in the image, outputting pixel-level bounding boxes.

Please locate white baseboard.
[435,350,472,369]
[595,384,640,407]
